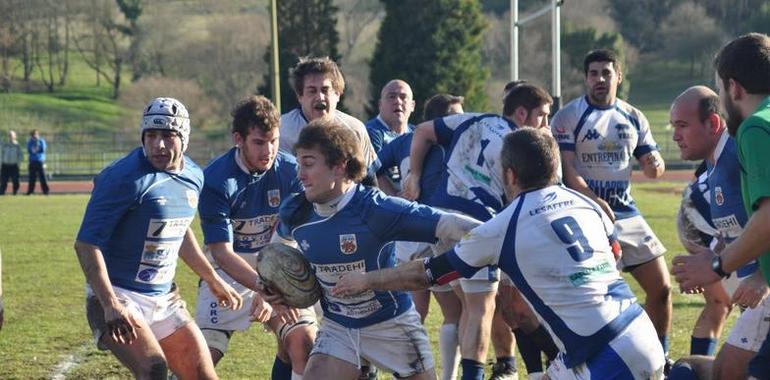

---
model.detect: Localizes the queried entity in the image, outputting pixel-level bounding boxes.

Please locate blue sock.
[271,356,292,380]
[668,362,699,380]
[660,335,670,356]
[497,355,516,368]
[690,336,718,356]
[460,358,484,380]
[514,329,544,373]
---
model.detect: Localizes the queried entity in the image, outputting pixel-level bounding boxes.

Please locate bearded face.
[718,77,744,137]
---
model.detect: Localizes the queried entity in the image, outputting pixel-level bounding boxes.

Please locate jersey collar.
[584,95,617,110]
[234,147,267,179]
[313,184,356,217]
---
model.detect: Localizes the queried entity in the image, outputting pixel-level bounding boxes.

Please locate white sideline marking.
[50,342,91,380]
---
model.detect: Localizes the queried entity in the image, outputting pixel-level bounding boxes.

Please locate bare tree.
[660,1,726,77]
[33,0,73,92]
[73,0,130,98]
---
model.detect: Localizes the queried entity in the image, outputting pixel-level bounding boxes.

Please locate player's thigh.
[433,288,462,323]
[304,353,361,380]
[721,298,770,380]
[714,344,752,380]
[462,285,497,314]
[629,256,671,294]
[87,296,167,374]
[159,322,217,379]
[358,309,435,378]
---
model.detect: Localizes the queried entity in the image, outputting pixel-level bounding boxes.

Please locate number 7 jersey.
[446,184,643,368]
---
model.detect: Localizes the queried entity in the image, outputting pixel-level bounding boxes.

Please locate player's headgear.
[140,97,191,151]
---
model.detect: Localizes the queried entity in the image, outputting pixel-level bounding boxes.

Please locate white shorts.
[546,313,665,380]
[459,266,499,294]
[311,307,434,378]
[726,296,770,352]
[86,284,192,350]
[395,241,454,292]
[615,215,666,270]
[195,268,315,340]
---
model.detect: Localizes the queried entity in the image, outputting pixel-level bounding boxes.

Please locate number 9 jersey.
[444,184,661,371]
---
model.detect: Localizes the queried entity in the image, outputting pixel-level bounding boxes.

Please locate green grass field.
[0,181,738,379]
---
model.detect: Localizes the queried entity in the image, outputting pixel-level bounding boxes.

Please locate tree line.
[2,0,769,126]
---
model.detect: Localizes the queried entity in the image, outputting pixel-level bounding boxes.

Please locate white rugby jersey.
[551,96,659,219]
[430,113,518,221]
[445,185,644,368]
[279,108,377,169]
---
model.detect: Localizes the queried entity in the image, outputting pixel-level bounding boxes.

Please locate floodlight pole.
[510,0,563,110]
[511,0,518,81]
[551,0,561,111]
[270,0,281,113]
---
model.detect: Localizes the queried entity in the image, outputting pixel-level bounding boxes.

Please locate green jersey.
[737,96,770,285]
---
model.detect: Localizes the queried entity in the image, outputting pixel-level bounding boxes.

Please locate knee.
[650,282,672,304]
[284,328,315,364]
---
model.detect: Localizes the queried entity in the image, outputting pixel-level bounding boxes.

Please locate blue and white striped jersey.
[430,113,518,221]
[551,96,659,219]
[445,185,646,368]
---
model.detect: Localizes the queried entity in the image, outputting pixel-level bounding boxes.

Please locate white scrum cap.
[140,97,191,151]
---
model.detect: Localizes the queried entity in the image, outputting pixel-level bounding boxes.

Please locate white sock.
[439,323,460,380]
[291,371,303,380]
[528,372,544,380]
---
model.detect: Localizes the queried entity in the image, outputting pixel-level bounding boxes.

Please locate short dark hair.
[294,119,366,182]
[291,56,346,96]
[714,33,770,96]
[423,93,464,121]
[583,49,622,75]
[501,128,559,190]
[231,95,280,136]
[503,80,527,95]
[697,94,721,123]
[502,83,552,118]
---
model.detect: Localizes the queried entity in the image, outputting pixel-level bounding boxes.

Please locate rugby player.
[334,127,665,379]
[74,97,241,379]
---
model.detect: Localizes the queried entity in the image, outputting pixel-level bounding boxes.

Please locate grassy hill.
[0,50,710,176]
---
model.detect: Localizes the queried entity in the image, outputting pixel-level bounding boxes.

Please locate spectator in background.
[365,79,416,153]
[1,130,23,195]
[26,129,48,195]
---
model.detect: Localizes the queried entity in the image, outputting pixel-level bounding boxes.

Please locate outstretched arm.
[333,259,431,296]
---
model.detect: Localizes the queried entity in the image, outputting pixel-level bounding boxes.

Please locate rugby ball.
[256,243,322,308]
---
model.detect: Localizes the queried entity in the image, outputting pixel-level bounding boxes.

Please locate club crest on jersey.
[267,189,281,208]
[339,234,358,255]
[715,186,724,206]
[186,190,198,208]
